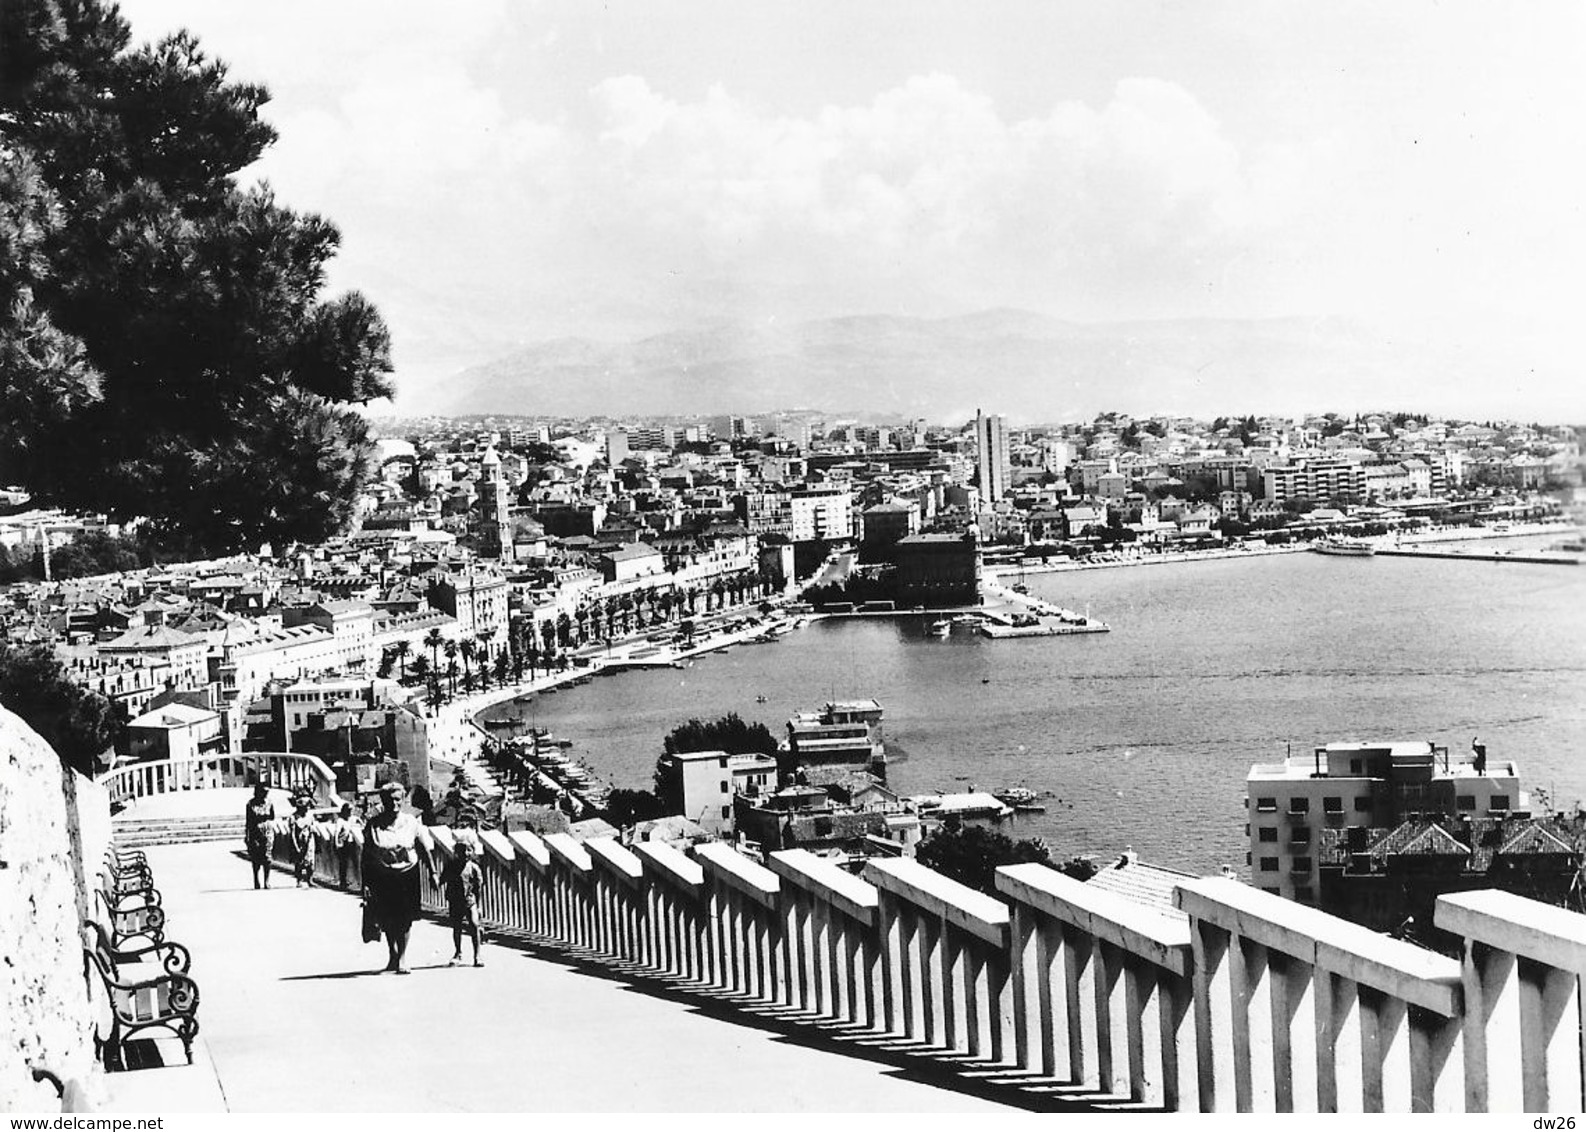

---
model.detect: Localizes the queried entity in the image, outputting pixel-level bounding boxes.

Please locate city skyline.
[115,1,1585,420]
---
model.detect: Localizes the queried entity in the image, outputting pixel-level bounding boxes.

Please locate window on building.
[1291,857,1313,873]
[720,781,729,793]
[1261,887,1281,896]
[720,806,731,820]
[1255,797,1277,813]
[1323,797,1344,814]
[1288,797,1310,814]
[1457,794,1476,811]
[1259,857,1279,872]
[1350,759,1363,774]
[1353,796,1372,812]
[1294,886,1315,903]
[1489,796,1510,812]
[1258,827,1278,843]
[1290,827,1310,843]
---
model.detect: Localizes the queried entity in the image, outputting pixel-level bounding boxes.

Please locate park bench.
[93,865,166,947]
[83,922,200,1068]
[83,856,201,1070]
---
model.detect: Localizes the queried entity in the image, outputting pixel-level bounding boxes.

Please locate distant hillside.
[403,310,1498,422]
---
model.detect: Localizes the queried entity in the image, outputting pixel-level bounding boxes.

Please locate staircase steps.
[113,815,247,848]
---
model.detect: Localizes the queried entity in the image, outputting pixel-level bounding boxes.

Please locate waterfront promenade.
[102,842,1024,1113]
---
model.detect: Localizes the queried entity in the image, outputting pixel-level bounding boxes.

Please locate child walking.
[442,838,485,967]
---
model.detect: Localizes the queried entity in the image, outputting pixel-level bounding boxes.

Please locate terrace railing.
[101,751,336,811]
[275,824,1586,1113]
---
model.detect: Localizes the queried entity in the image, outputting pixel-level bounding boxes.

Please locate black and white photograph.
[2,0,1584,1117]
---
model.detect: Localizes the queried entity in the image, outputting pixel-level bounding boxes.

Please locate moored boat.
[1312,536,1377,557]
[928,618,952,638]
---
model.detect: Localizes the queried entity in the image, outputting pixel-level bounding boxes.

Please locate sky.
[117,0,1585,419]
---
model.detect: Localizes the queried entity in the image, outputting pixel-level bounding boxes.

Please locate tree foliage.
[662,712,779,758]
[0,528,146,582]
[915,822,1054,898]
[602,787,667,828]
[0,0,392,551]
[0,640,126,775]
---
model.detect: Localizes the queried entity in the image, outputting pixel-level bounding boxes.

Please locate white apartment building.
[659,748,779,834]
[1246,741,1525,904]
[789,489,853,542]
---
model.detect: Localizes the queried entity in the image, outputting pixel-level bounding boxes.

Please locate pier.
[1376,547,1579,566]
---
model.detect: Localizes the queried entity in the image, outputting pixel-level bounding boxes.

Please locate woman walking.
[361,781,434,974]
[244,782,276,890]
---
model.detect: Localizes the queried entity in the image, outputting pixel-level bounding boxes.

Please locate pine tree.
[0,1,392,550]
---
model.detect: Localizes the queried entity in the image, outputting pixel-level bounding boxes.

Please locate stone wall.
[0,707,100,1111]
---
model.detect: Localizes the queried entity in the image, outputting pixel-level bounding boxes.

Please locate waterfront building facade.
[1246,740,1525,905]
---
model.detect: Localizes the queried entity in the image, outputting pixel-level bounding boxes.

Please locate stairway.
[113,814,247,849]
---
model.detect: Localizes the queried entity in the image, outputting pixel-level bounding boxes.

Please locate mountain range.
[395,309,1510,423]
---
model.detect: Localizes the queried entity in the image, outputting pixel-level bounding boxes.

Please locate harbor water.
[486,540,1586,876]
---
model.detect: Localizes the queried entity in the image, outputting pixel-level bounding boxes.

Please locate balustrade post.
[691,892,708,983]
[990,944,1014,1065]
[841,920,862,1025]
[942,926,964,1053]
[825,900,846,1020]
[1065,923,1098,1090]
[728,891,745,994]
[1362,987,1410,1112]
[919,912,942,1046]
[768,896,787,1004]
[794,891,813,1009]
[1011,905,1036,1069]
[878,891,902,1034]
[704,886,722,987]
[1123,957,1155,1105]
[1409,1004,1464,1112]
[1279,955,1318,1112]
[964,939,987,1059]
[1191,919,1235,1112]
[1160,968,1196,1111]
[811,897,831,1015]
[1463,942,1523,1112]
[1521,961,1582,1113]
[1234,936,1274,1111]
[1037,913,1068,1079]
[1095,940,1131,1097]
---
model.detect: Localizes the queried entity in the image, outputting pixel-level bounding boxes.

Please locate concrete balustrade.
[103,752,337,810]
[767,848,882,1026]
[632,841,706,982]
[864,857,1011,1060]
[996,863,1194,1108]
[1436,890,1586,1113]
[273,818,1586,1113]
[1175,877,1463,1113]
[695,842,781,1000]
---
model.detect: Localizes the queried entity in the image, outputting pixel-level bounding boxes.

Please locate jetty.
[978,619,1110,638]
[1376,547,1579,566]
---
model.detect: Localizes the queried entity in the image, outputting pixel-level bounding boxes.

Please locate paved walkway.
[105,843,1024,1112]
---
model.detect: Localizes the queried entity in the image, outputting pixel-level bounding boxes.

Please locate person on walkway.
[288,795,318,887]
[362,781,434,974]
[441,837,485,967]
[331,802,363,890]
[244,783,276,890]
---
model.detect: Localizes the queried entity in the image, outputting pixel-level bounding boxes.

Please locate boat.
[482,717,518,731]
[1312,536,1377,557]
[994,786,1048,813]
[928,619,952,638]
[755,694,768,704]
